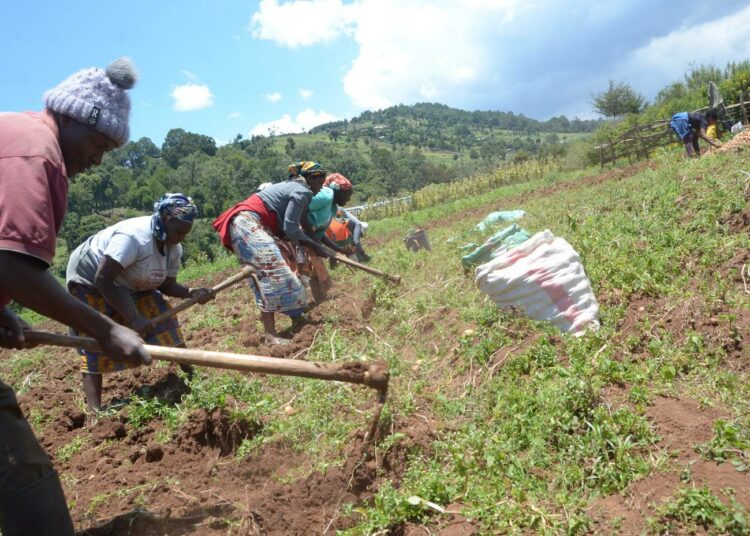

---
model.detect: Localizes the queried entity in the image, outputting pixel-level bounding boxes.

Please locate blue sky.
[2,1,749,146]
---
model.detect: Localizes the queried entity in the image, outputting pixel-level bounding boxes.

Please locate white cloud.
[299,88,313,100]
[171,83,215,112]
[228,111,241,119]
[252,0,521,110]
[251,0,356,48]
[613,5,750,97]
[263,92,283,103]
[251,1,750,118]
[249,108,338,136]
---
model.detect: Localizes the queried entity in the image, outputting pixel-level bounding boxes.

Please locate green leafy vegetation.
[649,488,749,535]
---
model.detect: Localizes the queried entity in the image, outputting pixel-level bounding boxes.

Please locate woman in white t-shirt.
[66,193,213,412]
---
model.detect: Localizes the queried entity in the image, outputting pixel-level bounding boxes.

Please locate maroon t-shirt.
[0,111,68,307]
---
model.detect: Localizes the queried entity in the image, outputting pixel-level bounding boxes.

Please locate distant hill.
[310,102,601,152]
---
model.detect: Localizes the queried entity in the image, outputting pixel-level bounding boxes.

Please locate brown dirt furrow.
[590,395,750,534]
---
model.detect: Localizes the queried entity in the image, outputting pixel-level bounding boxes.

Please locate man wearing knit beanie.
[0,58,151,536]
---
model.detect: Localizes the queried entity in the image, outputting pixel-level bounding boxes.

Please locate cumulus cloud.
[251,0,749,118]
[249,108,338,136]
[171,83,214,112]
[263,92,283,103]
[299,88,313,100]
[613,4,750,98]
[251,0,355,48]
[228,111,241,119]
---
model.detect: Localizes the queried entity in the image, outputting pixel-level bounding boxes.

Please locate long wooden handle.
[22,330,389,393]
[150,266,255,325]
[322,246,401,284]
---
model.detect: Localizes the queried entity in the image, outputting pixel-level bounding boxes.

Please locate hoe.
[22,330,389,447]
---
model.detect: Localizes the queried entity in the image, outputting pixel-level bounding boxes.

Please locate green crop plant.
[649,487,750,535]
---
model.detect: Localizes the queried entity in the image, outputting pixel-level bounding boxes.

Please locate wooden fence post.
[742,91,749,126]
[634,125,648,160]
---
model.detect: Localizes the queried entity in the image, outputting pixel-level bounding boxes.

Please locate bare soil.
[589,395,750,534]
[0,266,438,535]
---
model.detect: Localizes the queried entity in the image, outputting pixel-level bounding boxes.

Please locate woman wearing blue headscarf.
[66,193,214,412]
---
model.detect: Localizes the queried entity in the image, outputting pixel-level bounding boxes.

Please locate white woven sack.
[475,230,599,334]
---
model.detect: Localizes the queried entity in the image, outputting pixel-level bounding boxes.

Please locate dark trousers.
[0,380,75,536]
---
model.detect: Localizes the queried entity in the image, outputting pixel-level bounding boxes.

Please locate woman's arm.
[94,256,152,334]
[283,193,331,257]
[0,251,150,364]
[158,277,213,303]
[321,234,346,254]
[698,129,720,147]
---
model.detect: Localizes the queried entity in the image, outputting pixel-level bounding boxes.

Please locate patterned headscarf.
[324,172,352,192]
[151,193,198,241]
[288,161,325,178]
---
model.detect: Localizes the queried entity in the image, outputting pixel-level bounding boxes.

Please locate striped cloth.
[69,284,184,374]
[229,211,306,316]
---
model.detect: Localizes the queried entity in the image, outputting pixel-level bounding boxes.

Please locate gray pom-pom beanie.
[43,57,138,147]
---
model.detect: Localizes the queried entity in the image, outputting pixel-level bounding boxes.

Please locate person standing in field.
[0,58,151,536]
[66,193,214,412]
[669,109,721,157]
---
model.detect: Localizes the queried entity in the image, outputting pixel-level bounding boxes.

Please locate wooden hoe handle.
[323,246,401,284]
[22,330,389,394]
[150,265,256,325]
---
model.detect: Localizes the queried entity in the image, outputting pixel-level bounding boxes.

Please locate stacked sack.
[475,230,600,335]
[461,223,531,269]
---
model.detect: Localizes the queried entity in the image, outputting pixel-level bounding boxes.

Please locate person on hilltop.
[213,162,332,345]
[0,58,150,536]
[66,193,214,412]
[669,109,721,157]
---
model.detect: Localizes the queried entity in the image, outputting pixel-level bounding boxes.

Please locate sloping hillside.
[2,139,750,535]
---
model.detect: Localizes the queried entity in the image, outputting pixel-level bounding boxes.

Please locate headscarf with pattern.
[151,193,198,241]
[288,161,325,178]
[323,172,352,191]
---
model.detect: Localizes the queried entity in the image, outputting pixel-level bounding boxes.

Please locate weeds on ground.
[648,487,750,535]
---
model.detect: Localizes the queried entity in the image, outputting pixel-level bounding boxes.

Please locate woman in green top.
[303,173,353,301]
[305,172,353,248]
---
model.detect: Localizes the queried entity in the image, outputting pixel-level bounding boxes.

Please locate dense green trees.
[56,103,596,270]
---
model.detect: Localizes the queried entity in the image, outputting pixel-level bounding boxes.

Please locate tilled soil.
[590,394,750,534]
[0,269,437,535]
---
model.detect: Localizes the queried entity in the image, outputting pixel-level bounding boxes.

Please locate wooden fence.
[594,95,750,167]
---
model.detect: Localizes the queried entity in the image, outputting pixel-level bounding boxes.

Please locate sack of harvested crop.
[475,230,599,335]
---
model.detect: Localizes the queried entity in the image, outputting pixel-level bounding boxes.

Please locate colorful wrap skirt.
[229,212,306,316]
[68,284,185,374]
